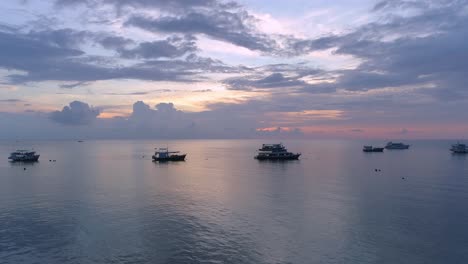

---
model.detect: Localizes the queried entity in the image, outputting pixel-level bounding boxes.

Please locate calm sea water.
[0,139,467,264]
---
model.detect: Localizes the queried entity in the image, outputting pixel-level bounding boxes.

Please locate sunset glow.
[1,0,467,139]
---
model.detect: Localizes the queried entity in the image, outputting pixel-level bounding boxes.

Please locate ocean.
[1,139,467,263]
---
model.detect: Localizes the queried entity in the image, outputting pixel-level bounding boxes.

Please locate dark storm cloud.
[57,0,282,53]
[59,82,90,89]
[13,0,467,98]
[224,73,312,91]
[96,35,134,50]
[336,28,468,93]
[0,23,18,33]
[1,1,252,85]
[55,0,218,10]
[372,0,429,11]
[0,99,23,103]
[125,11,277,53]
[26,28,90,49]
[6,56,192,83]
[94,34,196,59]
[288,0,468,98]
[224,73,306,90]
[0,30,83,72]
[118,36,197,59]
[2,0,279,87]
[49,101,100,125]
[258,64,324,78]
[0,29,242,84]
[7,59,196,83]
[223,70,336,93]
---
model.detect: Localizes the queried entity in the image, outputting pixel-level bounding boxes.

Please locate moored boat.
[8,150,40,162]
[385,142,410,149]
[254,143,301,160]
[450,143,468,154]
[152,148,186,162]
[363,146,384,152]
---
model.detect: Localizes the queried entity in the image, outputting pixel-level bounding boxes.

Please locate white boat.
[8,150,40,162]
[450,143,468,154]
[385,142,410,149]
[254,143,301,160]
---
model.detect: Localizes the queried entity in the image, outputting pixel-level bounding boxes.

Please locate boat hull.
[451,150,468,154]
[8,155,40,162]
[450,144,468,154]
[385,145,410,149]
[363,148,384,152]
[152,154,186,162]
[255,154,301,160]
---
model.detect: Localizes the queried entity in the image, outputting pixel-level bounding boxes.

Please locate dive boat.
[254,143,301,160]
[8,150,40,162]
[450,143,468,154]
[363,146,384,152]
[152,148,186,162]
[385,142,410,149]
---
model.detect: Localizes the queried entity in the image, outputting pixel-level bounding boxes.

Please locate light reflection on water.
[0,139,467,263]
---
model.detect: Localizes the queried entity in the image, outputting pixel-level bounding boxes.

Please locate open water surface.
[1,139,467,263]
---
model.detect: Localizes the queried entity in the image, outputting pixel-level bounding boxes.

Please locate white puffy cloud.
[49,101,100,125]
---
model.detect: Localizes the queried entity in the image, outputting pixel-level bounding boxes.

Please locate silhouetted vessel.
[385,142,410,149]
[255,143,301,160]
[152,148,186,162]
[363,146,384,152]
[8,150,40,162]
[450,143,468,154]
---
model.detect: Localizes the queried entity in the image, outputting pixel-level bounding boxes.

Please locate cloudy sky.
[1,0,467,139]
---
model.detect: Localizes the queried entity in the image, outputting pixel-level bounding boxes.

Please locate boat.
[152,148,186,162]
[8,150,40,162]
[363,146,384,152]
[450,143,468,154]
[254,143,301,160]
[385,142,410,149]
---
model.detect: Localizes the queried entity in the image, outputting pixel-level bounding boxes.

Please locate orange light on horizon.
[98,112,127,119]
[256,127,297,132]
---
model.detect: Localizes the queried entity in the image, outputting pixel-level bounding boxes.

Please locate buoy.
[23,168,26,170]
[402,177,405,179]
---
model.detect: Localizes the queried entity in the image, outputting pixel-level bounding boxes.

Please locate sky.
[0,0,468,139]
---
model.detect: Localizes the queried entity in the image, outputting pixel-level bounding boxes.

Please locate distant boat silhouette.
[385,142,410,149]
[8,150,40,162]
[152,148,186,162]
[363,146,384,152]
[450,142,468,154]
[254,143,301,160]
